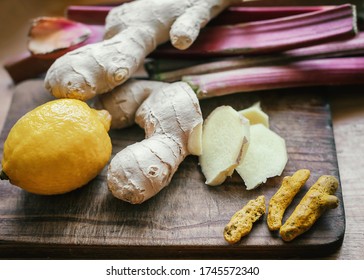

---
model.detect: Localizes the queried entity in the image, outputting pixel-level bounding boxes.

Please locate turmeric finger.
[279,175,339,242]
[224,195,266,244]
[267,169,310,231]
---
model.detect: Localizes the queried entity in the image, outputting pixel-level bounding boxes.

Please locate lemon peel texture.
[1,99,112,195]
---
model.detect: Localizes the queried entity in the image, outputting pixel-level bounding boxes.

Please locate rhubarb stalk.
[152,32,364,82]
[182,57,364,98]
[66,5,330,26]
[209,6,331,26]
[155,4,358,58]
[3,5,359,84]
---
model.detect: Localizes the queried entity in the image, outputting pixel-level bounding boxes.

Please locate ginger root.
[224,195,266,244]
[106,81,203,204]
[267,169,311,231]
[95,79,167,129]
[279,175,339,241]
[44,0,245,101]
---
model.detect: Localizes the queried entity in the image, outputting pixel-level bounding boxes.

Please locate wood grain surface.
[328,90,364,260]
[0,80,345,259]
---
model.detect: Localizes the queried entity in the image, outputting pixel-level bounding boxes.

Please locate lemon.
[0,99,112,195]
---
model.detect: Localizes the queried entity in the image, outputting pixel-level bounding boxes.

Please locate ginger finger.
[170,0,229,50]
[95,80,167,129]
[170,0,258,50]
[224,195,266,244]
[44,0,245,101]
[267,169,311,231]
[279,175,339,242]
[107,81,203,204]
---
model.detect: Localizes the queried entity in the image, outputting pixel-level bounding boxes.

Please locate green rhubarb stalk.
[153,33,364,82]
[144,58,211,77]
[182,57,364,99]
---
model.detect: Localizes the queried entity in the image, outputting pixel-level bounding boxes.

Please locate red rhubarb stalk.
[66,5,331,25]
[152,32,364,82]
[66,5,119,25]
[5,5,355,82]
[209,6,332,26]
[182,57,364,99]
[3,53,55,84]
[155,4,358,58]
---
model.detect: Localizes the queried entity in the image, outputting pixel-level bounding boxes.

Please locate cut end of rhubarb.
[352,5,358,34]
[28,17,91,57]
[182,76,208,99]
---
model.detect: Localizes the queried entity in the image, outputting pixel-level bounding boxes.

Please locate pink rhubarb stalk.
[152,32,364,82]
[182,57,364,99]
[209,6,331,26]
[155,4,358,58]
[4,6,355,83]
[66,5,330,25]
[3,53,55,84]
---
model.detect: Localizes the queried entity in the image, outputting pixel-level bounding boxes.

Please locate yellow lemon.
[0,99,112,195]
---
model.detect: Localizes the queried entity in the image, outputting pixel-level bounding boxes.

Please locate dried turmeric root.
[224,195,266,244]
[267,169,311,231]
[279,175,339,241]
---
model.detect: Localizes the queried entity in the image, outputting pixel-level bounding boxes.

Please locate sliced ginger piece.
[236,124,288,190]
[239,102,269,127]
[188,122,203,156]
[199,105,250,186]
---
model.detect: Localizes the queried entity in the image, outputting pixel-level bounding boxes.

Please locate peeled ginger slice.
[200,106,250,186]
[239,102,269,128]
[236,124,287,190]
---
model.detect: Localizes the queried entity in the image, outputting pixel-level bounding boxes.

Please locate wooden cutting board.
[0,80,345,259]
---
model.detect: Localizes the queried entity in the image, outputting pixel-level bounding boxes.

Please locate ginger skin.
[224,195,266,244]
[44,0,246,101]
[267,169,311,231]
[279,175,339,241]
[106,81,203,204]
[95,80,167,129]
